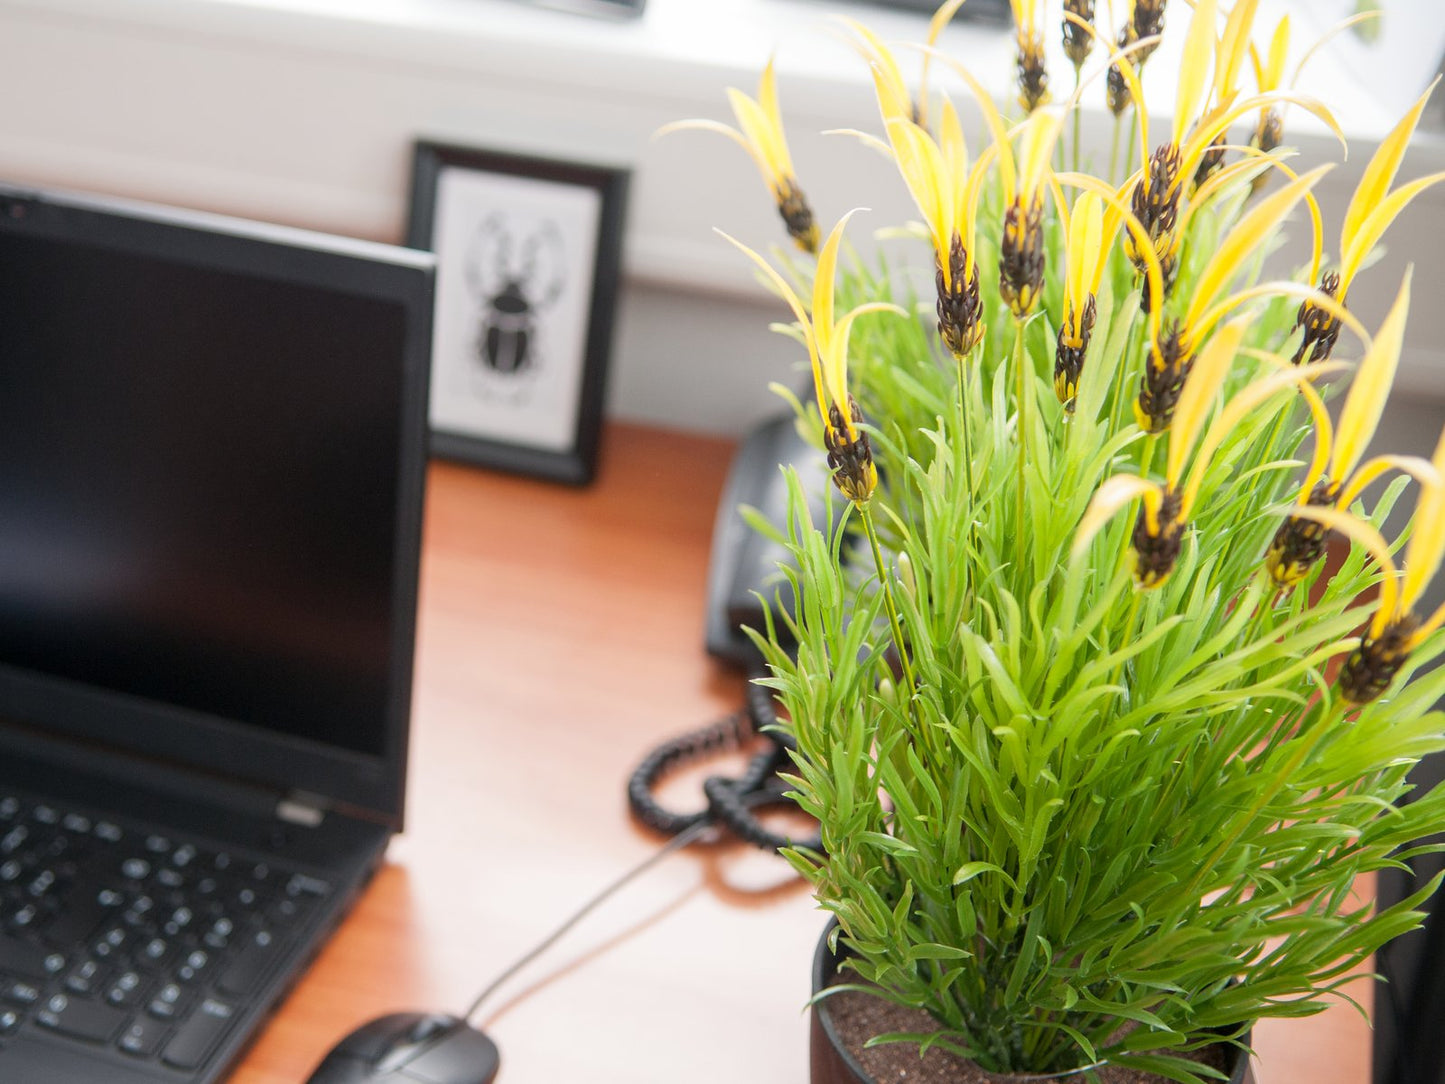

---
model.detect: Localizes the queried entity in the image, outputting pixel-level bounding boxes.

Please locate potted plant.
[668,1,1445,1081]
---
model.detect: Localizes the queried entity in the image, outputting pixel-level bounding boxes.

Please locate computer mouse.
[304,1011,501,1084]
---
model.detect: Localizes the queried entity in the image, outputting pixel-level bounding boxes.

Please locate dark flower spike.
[1107,0,1168,115]
[1055,190,1114,408]
[1062,0,1094,69]
[998,108,1065,319]
[1010,0,1050,113]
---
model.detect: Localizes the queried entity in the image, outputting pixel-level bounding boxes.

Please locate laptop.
[0,184,434,1082]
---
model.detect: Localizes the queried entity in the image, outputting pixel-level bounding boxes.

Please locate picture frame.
[407,141,629,485]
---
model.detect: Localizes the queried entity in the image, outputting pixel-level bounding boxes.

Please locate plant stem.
[958,350,977,614]
[1071,70,1083,177]
[1014,317,1030,580]
[1182,696,1347,906]
[1124,106,1138,182]
[1109,115,1122,188]
[859,503,919,730]
[1109,287,1145,439]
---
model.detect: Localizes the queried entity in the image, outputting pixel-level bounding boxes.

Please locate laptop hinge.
[276,792,329,828]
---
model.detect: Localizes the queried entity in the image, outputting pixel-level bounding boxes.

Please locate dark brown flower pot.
[810,923,1255,1084]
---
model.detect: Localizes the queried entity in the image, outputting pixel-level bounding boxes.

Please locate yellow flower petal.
[1331,270,1411,483]
[1400,426,1445,616]
[655,118,771,188]
[1186,164,1331,335]
[1336,454,1440,514]
[755,58,794,178]
[1173,0,1217,146]
[714,228,823,422]
[1339,171,1445,295]
[1214,0,1261,106]
[1183,358,1347,518]
[1264,15,1290,91]
[1295,377,1334,498]
[922,48,1017,203]
[726,87,788,190]
[1285,503,1400,638]
[1169,318,1249,491]
[887,117,954,270]
[1017,108,1065,204]
[1342,79,1439,257]
[1073,474,1159,560]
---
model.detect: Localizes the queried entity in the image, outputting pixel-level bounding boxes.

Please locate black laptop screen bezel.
[0,185,432,827]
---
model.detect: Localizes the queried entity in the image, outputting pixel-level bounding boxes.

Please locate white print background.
[429,165,602,453]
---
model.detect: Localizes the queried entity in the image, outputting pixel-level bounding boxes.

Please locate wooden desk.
[227,423,1373,1084]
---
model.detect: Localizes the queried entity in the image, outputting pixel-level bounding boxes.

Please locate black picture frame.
[407,141,629,485]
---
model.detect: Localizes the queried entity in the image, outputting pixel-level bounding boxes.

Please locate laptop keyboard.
[0,790,332,1073]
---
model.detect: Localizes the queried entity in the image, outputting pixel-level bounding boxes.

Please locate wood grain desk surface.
[228,423,1372,1084]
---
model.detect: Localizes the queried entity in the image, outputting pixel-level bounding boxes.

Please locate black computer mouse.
[304,1011,501,1084]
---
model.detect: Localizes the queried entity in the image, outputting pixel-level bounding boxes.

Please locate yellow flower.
[1133,164,1331,433]
[1336,82,1445,307]
[1054,191,1121,407]
[1292,81,1445,366]
[998,107,1066,319]
[1107,0,1169,116]
[1268,275,1436,585]
[1010,0,1050,113]
[842,28,994,358]
[659,58,819,253]
[1289,425,1445,704]
[1247,9,1381,194]
[1076,320,1341,588]
[842,1,968,131]
[1080,320,1335,595]
[717,212,905,504]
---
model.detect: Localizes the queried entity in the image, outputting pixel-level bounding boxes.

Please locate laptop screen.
[0,187,432,820]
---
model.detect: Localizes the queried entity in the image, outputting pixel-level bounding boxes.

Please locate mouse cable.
[460,815,716,1023]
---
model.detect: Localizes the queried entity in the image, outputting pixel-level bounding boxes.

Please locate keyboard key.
[63,958,107,995]
[0,1007,21,1036]
[118,1016,168,1057]
[147,981,192,1020]
[3,978,41,1006]
[120,858,150,881]
[175,949,210,985]
[162,997,234,1070]
[285,873,331,898]
[36,992,127,1043]
[216,929,279,997]
[105,969,147,1008]
[144,836,171,856]
[94,822,122,844]
[137,936,173,969]
[0,934,65,981]
[32,806,58,827]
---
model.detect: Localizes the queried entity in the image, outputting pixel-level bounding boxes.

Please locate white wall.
[2,0,1444,436]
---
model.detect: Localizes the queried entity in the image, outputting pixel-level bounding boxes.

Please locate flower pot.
[809,923,1254,1084]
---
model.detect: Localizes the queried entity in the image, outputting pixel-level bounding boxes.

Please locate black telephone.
[703,414,837,667]
[627,414,835,853]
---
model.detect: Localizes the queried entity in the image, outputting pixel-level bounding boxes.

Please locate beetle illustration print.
[464,214,567,379]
